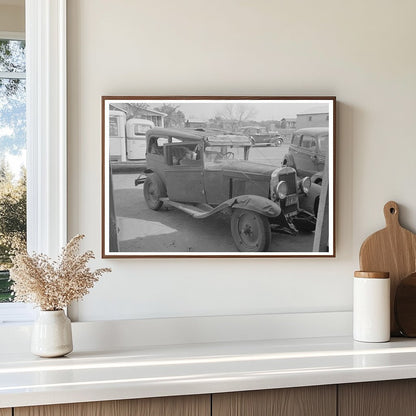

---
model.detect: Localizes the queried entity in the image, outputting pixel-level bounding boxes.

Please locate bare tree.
[125,103,149,120]
[154,104,185,128]
[215,104,257,131]
[109,103,150,120]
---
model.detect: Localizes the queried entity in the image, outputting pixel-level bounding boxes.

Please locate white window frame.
[0,31,24,41]
[26,0,67,256]
[0,0,67,324]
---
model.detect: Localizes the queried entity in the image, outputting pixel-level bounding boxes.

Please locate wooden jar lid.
[354,271,390,279]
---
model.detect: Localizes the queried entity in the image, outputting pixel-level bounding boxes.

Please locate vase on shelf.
[31,309,73,358]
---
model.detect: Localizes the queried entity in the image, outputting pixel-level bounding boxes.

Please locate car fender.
[229,195,281,217]
[134,168,155,186]
[138,170,167,197]
[311,171,323,185]
[282,153,296,169]
[299,183,321,216]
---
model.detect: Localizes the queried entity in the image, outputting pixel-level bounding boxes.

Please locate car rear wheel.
[230,209,271,252]
[143,175,163,210]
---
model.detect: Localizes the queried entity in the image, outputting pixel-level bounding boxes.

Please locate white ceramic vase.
[31,310,73,357]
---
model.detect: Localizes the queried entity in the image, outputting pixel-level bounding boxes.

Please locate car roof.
[295,127,329,136]
[147,127,252,145]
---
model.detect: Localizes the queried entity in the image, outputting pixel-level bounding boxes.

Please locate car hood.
[217,160,277,176]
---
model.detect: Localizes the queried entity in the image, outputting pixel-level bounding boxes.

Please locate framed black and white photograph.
[102,96,336,257]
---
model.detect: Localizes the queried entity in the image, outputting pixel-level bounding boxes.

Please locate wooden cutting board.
[359,201,416,335]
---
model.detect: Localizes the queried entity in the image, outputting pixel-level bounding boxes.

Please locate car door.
[164,144,205,204]
[290,133,302,171]
[296,134,319,177]
[315,134,328,172]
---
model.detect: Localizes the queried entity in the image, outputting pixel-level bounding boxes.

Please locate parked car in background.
[239,126,284,147]
[135,128,318,252]
[282,127,329,184]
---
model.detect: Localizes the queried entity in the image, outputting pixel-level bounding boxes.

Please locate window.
[109,115,122,137]
[148,136,168,155]
[300,135,316,149]
[318,135,329,155]
[133,123,152,135]
[0,37,27,305]
[292,134,301,146]
[204,145,245,168]
[0,0,67,323]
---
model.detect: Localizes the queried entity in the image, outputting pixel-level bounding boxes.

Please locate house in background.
[109,103,166,127]
[280,117,296,129]
[296,106,329,129]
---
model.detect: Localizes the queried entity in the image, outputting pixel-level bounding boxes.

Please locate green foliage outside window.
[0,38,27,302]
[0,162,26,302]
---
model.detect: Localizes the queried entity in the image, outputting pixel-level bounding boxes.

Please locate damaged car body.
[135,128,318,252]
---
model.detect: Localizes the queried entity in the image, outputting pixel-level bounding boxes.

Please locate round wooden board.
[359,201,416,335]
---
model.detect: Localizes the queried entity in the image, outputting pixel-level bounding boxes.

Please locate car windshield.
[204,145,248,167]
[318,135,329,155]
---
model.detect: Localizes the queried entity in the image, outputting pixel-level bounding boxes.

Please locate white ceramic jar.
[31,310,73,357]
[353,271,390,343]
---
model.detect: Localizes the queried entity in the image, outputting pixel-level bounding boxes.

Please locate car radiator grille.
[279,172,298,214]
[279,172,297,195]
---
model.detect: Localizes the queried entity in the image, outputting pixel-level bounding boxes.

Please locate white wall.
[67,0,416,322]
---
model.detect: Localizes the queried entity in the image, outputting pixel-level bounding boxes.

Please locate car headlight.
[300,177,311,194]
[276,181,288,199]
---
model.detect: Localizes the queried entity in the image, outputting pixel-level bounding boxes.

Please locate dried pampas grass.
[10,234,111,311]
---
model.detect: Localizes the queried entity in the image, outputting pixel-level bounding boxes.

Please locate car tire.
[143,174,164,211]
[230,209,271,252]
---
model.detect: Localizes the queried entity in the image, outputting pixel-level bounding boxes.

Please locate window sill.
[0,303,35,325]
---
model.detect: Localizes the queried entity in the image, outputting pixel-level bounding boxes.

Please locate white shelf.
[2,336,416,408]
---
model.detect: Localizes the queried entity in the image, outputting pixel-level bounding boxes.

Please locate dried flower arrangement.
[10,234,111,311]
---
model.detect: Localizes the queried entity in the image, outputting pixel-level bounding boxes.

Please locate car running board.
[161,199,227,219]
[161,195,281,220]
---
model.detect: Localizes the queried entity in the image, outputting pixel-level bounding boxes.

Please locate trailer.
[109,110,155,162]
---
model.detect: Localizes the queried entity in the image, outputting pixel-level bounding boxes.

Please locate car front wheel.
[143,175,163,210]
[230,209,271,252]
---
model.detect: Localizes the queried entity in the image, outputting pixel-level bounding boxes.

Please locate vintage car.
[239,126,284,147]
[282,127,328,184]
[135,128,319,252]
